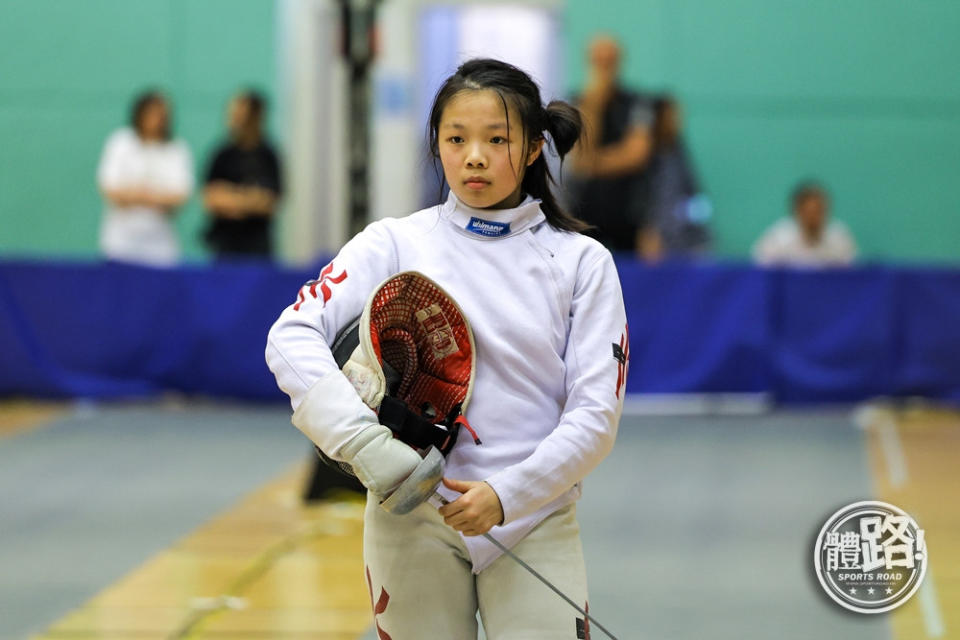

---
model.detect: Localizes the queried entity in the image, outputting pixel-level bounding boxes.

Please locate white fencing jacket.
[266,191,628,572]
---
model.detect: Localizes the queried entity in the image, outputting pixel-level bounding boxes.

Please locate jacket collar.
[440,190,545,239]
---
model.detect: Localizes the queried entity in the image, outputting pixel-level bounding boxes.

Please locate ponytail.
[544,100,582,157]
[521,100,591,233]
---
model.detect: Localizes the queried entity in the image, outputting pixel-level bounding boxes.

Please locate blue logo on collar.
[466,217,510,237]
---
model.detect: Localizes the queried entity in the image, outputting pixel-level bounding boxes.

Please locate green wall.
[564,0,960,262]
[0,0,277,260]
[2,1,958,263]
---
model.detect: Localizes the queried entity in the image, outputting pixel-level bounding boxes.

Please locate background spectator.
[753,181,857,267]
[569,35,653,253]
[96,90,194,266]
[639,95,710,260]
[202,90,283,260]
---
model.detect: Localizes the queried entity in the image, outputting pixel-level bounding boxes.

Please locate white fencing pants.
[362,492,591,639]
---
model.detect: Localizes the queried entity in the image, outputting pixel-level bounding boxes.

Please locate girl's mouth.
[465,178,490,190]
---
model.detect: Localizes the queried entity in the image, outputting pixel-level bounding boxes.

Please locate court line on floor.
[876,412,908,489]
[918,563,946,638]
[858,404,949,640]
[877,409,943,639]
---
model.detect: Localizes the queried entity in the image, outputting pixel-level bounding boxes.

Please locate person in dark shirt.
[569,36,654,253]
[203,90,282,259]
[641,95,710,260]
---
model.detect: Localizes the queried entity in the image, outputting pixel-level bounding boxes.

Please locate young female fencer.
[266,58,628,638]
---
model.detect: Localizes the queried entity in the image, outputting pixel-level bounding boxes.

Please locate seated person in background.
[569,35,653,253]
[753,181,857,267]
[97,90,194,267]
[639,95,711,261]
[203,90,283,259]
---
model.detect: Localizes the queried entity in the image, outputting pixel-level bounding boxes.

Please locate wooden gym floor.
[0,400,955,640]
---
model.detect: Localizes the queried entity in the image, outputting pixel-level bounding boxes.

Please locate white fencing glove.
[292,369,420,497]
[338,423,422,497]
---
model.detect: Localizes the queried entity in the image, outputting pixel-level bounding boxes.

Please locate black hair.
[791,180,828,209]
[130,89,171,141]
[427,58,589,233]
[652,94,678,145]
[237,88,267,123]
[653,94,680,125]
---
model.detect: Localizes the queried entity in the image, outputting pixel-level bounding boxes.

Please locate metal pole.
[339,0,380,238]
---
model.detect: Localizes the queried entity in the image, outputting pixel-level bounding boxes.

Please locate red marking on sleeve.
[320,268,348,304]
[624,323,630,368]
[615,323,630,399]
[292,261,348,311]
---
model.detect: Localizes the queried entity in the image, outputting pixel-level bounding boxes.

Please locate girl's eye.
[448,136,464,144]
[490,136,507,144]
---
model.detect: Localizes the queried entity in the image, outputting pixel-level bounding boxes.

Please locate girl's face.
[437,89,542,210]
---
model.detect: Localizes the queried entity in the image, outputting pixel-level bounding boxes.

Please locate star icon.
[849,587,857,595]
[867,588,875,595]
[886,587,894,595]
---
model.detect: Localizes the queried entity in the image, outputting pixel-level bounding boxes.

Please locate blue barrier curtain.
[1,260,958,404]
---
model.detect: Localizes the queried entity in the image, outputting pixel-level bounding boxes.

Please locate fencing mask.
[320,271,478,478]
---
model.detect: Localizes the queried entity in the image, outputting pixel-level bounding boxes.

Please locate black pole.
[339,0,380,238]
[304,0,381,502]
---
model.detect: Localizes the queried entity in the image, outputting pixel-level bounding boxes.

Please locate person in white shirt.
[753,181,857,267]
[96,90,194,266]
[266,59,628,638]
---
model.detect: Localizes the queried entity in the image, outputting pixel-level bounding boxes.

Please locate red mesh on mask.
[366,272,474,421]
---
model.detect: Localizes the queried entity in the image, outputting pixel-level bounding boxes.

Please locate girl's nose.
[465,145,486,168]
